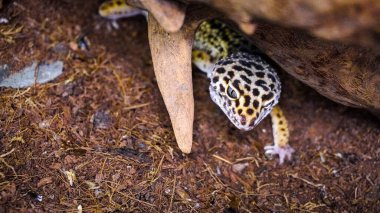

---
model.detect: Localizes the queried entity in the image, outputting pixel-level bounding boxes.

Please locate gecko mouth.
[209,85,255,131]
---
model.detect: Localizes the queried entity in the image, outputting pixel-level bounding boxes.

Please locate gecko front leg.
[264,105,294,164]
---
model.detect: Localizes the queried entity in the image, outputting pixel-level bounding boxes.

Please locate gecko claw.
[264,144,294,164]
[111,20,120,29]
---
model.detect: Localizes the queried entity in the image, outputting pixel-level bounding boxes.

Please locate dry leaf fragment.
[0,24,23,43]
[176,186,191,202]
[85,181,100,190]
[37,177,53,188]
[64,169,76,186]
[232,162,249,174]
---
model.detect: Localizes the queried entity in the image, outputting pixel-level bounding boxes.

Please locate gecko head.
[209,52,281,131]
[98,0,144,20]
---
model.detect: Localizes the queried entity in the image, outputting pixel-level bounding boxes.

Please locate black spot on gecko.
[262,93,274,101]
[230,63,253,76]
[238,109,243,115]
[227,71,234,78]
[210,20,223,29]
[239,60,252,68]
[244,85,251,91]
[247,108,254,115]
[244,95,251,107]
[241,75,252,84]
[222,34,229,41]
[279,121,283,125]
[216,67,226,74]
[252,88,260,96]
[253,100,259,109]
[221,60,234,65]
[220,84,225,93]
[212,76,219,83]
[232,80,244,94]
[267,73,276,82]
[252,63,264,70]
[232,65,244,71]
[256,72,265,78]
[223,76,229,83]
[242,68,254,76]
[255,80,267,87]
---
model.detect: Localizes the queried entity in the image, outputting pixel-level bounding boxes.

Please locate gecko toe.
[264,144,294,164]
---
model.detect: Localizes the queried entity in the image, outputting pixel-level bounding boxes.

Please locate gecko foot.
[264,144,295,165]
[111,20,120,29]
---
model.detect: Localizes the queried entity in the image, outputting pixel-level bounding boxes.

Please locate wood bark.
[141,0,380,152]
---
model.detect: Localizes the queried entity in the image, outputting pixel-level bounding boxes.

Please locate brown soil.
[0,0,379,212]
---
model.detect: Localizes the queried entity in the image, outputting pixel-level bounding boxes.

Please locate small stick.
[167,175,177,213]
[288,173,324,188]
[124,103,150,110]
[212,154,233,165]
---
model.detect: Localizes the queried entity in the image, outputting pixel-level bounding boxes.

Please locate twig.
[0,148,15,158]
[284,193,289,207]
[167,175,176,213]
[0,148,17,177]
[212,154,233,165]
[150,155,165,183]
[366,174,375,186]
[288,173,323,188]
[124,102,150,111]
[0,158,17,177]
[203,163,225,187]
[112,69,127,104]
[256,182,278,191]
[99,158,108,177]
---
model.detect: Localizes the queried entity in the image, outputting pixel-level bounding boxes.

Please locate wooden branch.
[147,5,217,153]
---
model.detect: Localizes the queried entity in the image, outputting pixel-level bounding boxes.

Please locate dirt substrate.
[0,0,379,212]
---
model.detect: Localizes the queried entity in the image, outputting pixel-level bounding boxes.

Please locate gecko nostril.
[240,115,247,125]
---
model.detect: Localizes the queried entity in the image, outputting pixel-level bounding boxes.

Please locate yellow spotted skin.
[98,2,294,164]
[99,0,144,20]
[193,20,255,69]
[271,106,289,147]
[266,105,294,164]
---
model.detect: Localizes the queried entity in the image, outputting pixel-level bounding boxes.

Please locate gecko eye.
[226,84,239,100]
[263,96,276,108]
[263,103,272,110]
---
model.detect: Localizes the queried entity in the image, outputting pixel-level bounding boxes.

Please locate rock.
[0,61,64,88]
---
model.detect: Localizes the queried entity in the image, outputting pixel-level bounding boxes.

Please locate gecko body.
[99,0,294,164]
